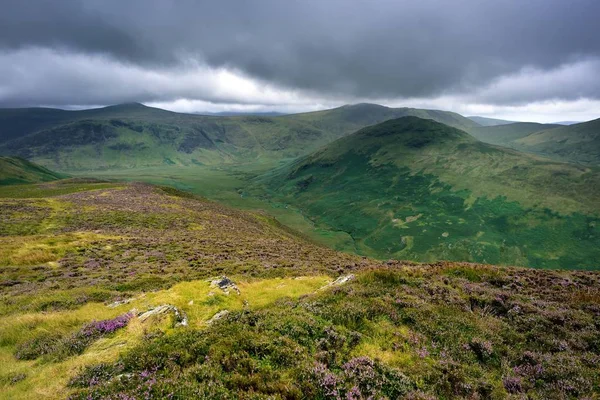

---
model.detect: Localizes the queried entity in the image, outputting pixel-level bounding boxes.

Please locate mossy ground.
[0,275,329,399]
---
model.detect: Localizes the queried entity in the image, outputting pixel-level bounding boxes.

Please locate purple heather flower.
[346,386,361,400]
[503,376,523,394]
[417,347,430,358]
[80,312,134,338]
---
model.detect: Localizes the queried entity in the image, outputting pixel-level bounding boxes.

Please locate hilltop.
[258,117,600,268]
[0,179,598,399]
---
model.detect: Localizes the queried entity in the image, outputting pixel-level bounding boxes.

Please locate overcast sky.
[1,0,599,122]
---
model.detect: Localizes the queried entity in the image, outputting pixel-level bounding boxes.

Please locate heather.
[1,181,599,399]
[15,313,133,361]
[66,266,600,399]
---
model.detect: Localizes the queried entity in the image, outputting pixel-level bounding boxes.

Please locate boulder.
[206,310,230,325]
[210,276,240,295]
[138,304,188,327]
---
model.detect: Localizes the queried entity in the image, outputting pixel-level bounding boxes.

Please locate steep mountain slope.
[1,180,598,399]
[0,103,480,171]
[514,118,600,165]
[467,116,516,126]
[259,117,600,268]
[470,122,562,147]
[0,156,65,185]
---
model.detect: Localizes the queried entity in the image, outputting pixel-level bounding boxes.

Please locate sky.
[1,0,599,123]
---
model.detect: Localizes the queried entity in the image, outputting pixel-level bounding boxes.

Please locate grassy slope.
[0,181,598,399]
[0,156,66,185]
[514,118,600,165]
[469,122,562,147]
[259,117,600,268]
[0,103,479,171]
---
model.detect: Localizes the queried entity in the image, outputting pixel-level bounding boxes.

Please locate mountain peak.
[341,103,389,110]
[356,116,474,144]
[106,102,148,110]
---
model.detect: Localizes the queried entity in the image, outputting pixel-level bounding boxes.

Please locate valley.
[2,105,599,269]
[2,3,600,398]
[1,103,599,399]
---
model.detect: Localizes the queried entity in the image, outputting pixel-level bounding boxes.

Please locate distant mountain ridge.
[0,103,479,171]
[194,111,287,117]
[467,116,517,126]
[469,118,600,165]
[514,118,600,165]
[552,121,581,125]
[469,122,562,147]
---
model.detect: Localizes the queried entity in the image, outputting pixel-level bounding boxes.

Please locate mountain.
[0,103,480,171]
[467,116,517,126]
[259,117,600,268]
[469,122,562,147]
[0,103,168,144]
[0,103,337,170]
[0,156,65,185]
[1,179,598,399]
[513,118,600,165]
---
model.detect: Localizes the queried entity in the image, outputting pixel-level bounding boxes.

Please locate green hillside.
[259,117,600,268]
[1,180,598,399]
[0,103,479,171]
[0,156,65,185]
[470,122,562,147]
[514,118,600,165]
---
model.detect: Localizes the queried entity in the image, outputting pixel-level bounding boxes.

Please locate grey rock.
[210,276,240,295]
[138,304,188,327]
[206,310,230,325]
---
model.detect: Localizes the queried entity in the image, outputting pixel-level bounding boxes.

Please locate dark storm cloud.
[0,0,599,106]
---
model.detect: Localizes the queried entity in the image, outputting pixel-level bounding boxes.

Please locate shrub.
[14,313,133,362]
[503,376,523,394]
[15,333,63,360]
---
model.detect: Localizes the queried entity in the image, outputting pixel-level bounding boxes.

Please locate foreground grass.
[1,180,598,399]
[0,276,329,399]
[44,266,600,400]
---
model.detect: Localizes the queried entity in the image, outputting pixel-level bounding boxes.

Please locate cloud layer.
[1,0,599,121]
